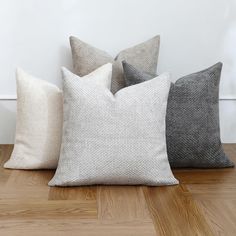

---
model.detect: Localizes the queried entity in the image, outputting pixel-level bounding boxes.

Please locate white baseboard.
[0,95,17,100]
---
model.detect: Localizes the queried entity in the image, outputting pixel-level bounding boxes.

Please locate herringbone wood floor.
[0,144,236,236]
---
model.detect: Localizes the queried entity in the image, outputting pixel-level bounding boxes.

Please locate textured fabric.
[4,64,112,169]
[4,68,63,169]
[70,35,160,94]
[122,61,234,168]
[49,71,178,186]
[123,60,155,86]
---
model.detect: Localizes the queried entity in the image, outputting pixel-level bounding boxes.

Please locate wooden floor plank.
[143,185,214,236]
[48,186,97,201]
[187,183,236,200]
[0,145,13,185]
[0,219,156,236]
[198,200,236,236]
[5,169,54,186]
[0,145,13,165]
[97,186,151,221]
[0,186,50,200]
[174,168,236,184]
[0,200,97,220]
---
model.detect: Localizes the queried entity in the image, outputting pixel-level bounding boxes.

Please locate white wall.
[0,0,236,143]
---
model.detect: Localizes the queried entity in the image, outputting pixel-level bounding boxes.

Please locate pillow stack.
[4,35,234,187]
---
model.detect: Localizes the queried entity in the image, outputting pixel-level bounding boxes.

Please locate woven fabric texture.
[4,64,112,169]
[122,61,234,168]
[49,71,178,186]
[70,35,160,94]
[4,68,63,169]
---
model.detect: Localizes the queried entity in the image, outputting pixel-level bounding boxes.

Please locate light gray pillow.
[48,68,178,186]
[122,61,234,168]
[70,35,160,94]
[4,64,112,170]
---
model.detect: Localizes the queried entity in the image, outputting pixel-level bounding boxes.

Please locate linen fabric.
[123,60,155,86]
[122,61,234,168]
[4,64,112,169]
[70,35,160,94]
[4,68,63,169]
[49,70,178,186]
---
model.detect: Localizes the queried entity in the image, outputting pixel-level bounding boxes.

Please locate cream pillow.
[49,69,178,186]
[4,63,112,169]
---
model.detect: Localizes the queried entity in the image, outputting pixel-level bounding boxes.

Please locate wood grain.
[198,200,236,236]
[143,185,214,236]
[0,145,13,185]
[97,186,151,221]
[0,200,97,220]
[0,219,157,236]
[0,144,236,235]
[48,186,97,201]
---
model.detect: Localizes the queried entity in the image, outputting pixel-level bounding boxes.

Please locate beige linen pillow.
[70,35,160,94]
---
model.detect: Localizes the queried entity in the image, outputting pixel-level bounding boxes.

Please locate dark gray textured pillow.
[122,61,234,168]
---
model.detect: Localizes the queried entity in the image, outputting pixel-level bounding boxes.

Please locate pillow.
[4,63,112,169]
[70,35,160,94]
[48,69,178,186]
[122,61,234,168]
